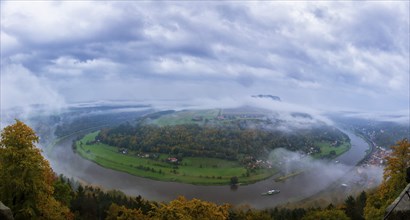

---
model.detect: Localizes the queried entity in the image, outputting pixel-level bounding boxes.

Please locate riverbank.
[274,170,304,182]
[74,131,277,185]
[280,129,378,209]
[73,127,351,186]
[46,124,372,209]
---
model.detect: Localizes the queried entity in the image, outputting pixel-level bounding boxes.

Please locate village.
[360,146,392,167]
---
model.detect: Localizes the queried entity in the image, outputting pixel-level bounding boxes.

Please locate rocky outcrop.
[0,201,13,220]
[251,94,281,101]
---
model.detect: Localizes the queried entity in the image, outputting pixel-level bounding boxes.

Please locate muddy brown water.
[47,129,369,208]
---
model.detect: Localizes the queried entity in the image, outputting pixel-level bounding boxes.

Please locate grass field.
[151,109,220,126]
[149,108,271,127]
[312,141,351,159]
[75,131,277,185]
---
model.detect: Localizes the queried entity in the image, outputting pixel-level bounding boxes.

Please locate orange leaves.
[106,196,230,220]
[152,196,230,220]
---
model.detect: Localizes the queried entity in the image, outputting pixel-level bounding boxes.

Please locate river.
[47,127,370,209]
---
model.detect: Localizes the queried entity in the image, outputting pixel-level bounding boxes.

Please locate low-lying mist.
[268,148,383,199]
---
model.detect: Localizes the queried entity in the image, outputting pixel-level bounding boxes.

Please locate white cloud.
[1,1,123,44]
[0,31,20,55]
[45,56,121,78]
[1,63,65,109]
[0,1,408,112]
[154,56,218,76]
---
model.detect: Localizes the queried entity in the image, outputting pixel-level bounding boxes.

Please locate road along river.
[47,128,370,209]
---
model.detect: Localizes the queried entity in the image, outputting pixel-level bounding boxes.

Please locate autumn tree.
[381,139,410,196]
[301,209,349,220]
[229,206,271,220]
[151,196,230,220]
[0,120,72,220]
[105,203,149,220]
[364,139,410,219]
[104,196,230,220]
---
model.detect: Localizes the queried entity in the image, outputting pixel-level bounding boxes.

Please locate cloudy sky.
[1,1,409,112]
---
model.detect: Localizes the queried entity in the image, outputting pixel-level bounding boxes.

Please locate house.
[118,148,128,154]
[167,157,178,163]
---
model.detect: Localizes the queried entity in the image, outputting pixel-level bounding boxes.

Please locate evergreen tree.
[356,191,366,220]
[344,195,356,219]
[302,209,349,220]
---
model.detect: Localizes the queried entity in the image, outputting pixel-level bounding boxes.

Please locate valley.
[72,108,350,185]
[27,104,400,208]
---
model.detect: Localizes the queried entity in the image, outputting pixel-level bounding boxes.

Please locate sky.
[1,1,409,113]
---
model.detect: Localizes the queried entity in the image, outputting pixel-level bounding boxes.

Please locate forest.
[96,122,349,162]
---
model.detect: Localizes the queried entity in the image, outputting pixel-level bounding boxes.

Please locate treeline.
[359,123,409,148]
[31,159,410,219]
[3,171,367,220]
[53,175,155,220]
[334,116,410,149]
[97,123,348,161]
[54,111,148,138]
[52,174,365,220]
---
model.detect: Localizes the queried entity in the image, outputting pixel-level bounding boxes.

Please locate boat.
[261,189,280,196]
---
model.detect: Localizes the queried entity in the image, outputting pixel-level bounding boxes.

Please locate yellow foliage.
[364,139,410,220]
[151,196,230,220]
[36,194,74,220]
[381,139,410,197]
[302,209,349,220]
[0,120,72,220]
[106,203,149,220]
[105,196,230,220]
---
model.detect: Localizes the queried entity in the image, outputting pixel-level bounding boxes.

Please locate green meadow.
[150,109,220,126]
[312,141,351,159]
[75,131,277,185]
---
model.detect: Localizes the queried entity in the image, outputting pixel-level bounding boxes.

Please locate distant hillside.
[331,115,410,148]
